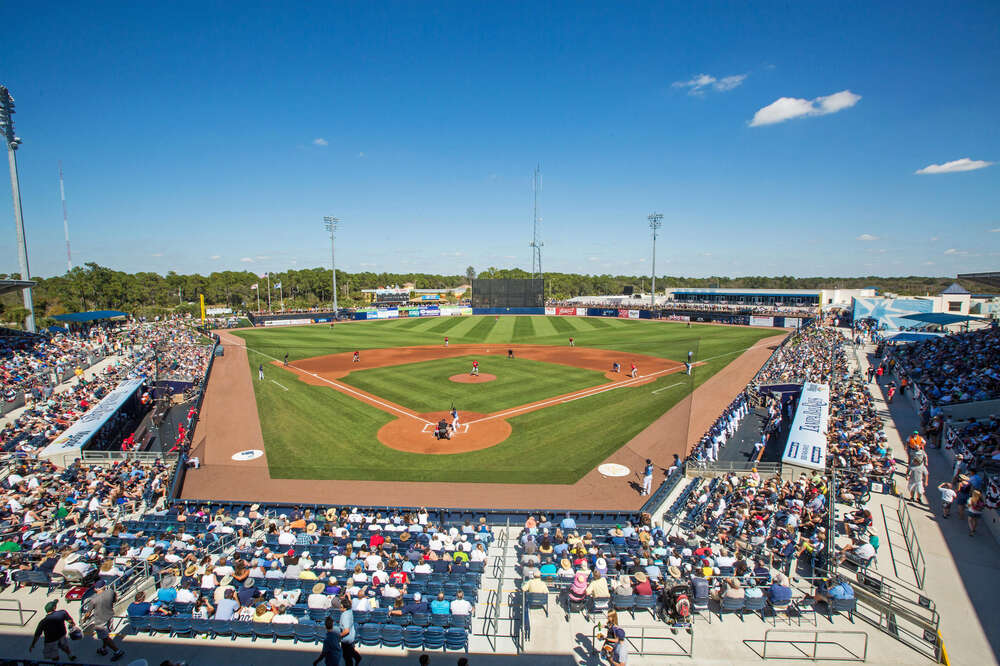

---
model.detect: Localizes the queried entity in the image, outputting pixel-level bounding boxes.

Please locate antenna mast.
[59,162,72,271]
[529,165,543,280]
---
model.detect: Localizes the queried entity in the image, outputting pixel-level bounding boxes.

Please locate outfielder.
[258,364,264,380]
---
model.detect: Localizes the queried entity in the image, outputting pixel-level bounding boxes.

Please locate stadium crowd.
[754,327,847,386]
[0,319,213,457]
[883,327,1000,405]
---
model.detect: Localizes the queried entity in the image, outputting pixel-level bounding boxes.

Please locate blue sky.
[2,1,998,279]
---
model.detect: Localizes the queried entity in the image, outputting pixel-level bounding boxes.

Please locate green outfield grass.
[339,355,607,414]
[233,316,781,483]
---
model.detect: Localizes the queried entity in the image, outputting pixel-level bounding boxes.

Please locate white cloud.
[440,251,464,258]
[944,248,968,255]
[990,228,1000,233]
[586,256,600,262]
[672,73,747,95]
[209,255,221,260]
[915,158,993,175]
[150,252,163,257]
[312,138,328,147]
[929,236,939,241]
[255,255,270,260]
[240,257,254,263]
[749,90,861,126]
[358,152,366,158]
[856,233,880,241]
[922,261,935,266]
[359,262,376,267]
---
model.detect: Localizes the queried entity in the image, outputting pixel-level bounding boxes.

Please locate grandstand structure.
[1,311,998,665]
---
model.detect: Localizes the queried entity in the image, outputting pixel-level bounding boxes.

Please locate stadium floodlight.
[647,212,663,309]
[323,216,341,315]
[1,85,35,332]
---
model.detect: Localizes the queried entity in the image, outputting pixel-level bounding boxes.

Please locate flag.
[250,283,258,290]
[260,272,269,279]
[275,281,282,289]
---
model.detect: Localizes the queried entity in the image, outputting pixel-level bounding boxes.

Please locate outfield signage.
[206,307,232,315]
[781,382,829,471]
[576,308,588,316]
[555,307,577,316]
[40,378,146,466]
[750,316,775,327]
[618,309,640,319]
[263,318,312,327]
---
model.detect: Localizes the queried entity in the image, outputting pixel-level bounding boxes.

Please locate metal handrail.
[686,461,782,476]
[0,597,36,626]
[896,497,927,589]
[758,628,868,661]
[591,622,694,658]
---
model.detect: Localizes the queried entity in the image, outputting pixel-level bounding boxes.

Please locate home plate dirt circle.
[449,373,497,383]
[377,411,512,454]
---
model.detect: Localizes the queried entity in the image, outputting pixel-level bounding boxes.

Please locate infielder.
[630,363,637,378]
[353,350,360,363]
[444,336,449,347]
[569,337,575,347]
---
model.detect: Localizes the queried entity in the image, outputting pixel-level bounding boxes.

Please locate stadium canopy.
[51,310,129,323]
[883,331,945,343]
[0,279,36,297]
[958,272,1000,289]
[899,312,982,326]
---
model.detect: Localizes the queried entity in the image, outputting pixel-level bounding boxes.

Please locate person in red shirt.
[369,533,385,549]
[633,572,653,596]
[121,433,135,452]
[390,570,409,586]
[352,351,360,363]
[471,360,479,376]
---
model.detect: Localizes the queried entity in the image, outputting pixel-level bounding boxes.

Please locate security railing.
[0,597,36,626]
[753,629,868,661]
[590,622,694,658]
[897,497,927,589]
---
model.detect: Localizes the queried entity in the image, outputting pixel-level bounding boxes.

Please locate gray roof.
[940,282,970,295]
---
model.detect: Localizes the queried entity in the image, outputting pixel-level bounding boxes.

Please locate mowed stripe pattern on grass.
[233,316,781,483]
[339,355,607,414]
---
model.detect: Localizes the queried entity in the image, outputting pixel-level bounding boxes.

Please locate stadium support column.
[647,212,663,311]
[323,216,341,316]
[1,85,35,332]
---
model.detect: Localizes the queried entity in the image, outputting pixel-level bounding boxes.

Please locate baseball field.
[227,315,778,485]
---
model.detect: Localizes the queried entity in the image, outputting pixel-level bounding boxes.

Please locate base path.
[181,330,786,510]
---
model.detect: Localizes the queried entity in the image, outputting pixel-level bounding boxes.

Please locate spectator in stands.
[450,590,473,616]
[521,570,549,594]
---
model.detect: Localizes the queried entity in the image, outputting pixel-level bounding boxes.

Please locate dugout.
[472,278,544,308]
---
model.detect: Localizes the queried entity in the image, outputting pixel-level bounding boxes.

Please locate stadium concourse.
[0,320,997,664]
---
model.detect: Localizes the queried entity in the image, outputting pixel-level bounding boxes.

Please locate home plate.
[422,423,469,434]
[598,463,630,477]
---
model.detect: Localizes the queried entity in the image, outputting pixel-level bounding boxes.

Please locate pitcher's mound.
[449,373,497,383]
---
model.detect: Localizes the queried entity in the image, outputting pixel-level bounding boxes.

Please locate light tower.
[0,85,35,332]
[529,165,543,280]
[59,162,72,271]
[323,216,341,315]
[647,212,663,309]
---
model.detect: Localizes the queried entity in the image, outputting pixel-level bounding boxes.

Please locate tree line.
[0,262,990,327]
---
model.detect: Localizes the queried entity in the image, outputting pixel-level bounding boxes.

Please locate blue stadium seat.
[444,627,469,652]
[358,623,383,647]
[381,623,404,647]
[423,625,446,650]
[403,625,425,649]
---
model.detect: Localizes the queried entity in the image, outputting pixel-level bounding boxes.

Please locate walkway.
[855,339,1000,665]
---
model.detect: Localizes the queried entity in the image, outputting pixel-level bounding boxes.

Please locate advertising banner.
[206,307,232,315]
[545,307,556,315]
[618,309,630,319]
[40,378,146,466]
[556,307,576,316]
[750,316,775,327]
[439,306,472,317]
[781,382,829,471]
[263,318,312,327]
[375,309,399,320]
[628,310,640,319]
[419,306,441,317]
[576,308,588,317]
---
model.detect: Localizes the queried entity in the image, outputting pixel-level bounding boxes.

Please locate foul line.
[241,345,434,426]
[270,380,289,392]
[465,365,685,426]
[651,381,685,395]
